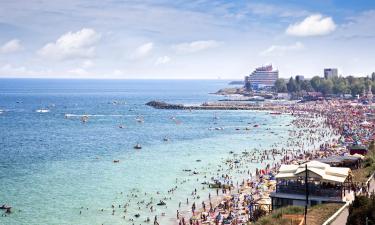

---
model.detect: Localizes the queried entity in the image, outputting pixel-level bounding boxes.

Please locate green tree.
[319,79,333,95]
[287,77,299,93]
[310,76,321,91]
[300,80,314,92]
[350,80,366,97]
[333,77,349,95]
[274,78,287,92]
[347,195,375,225]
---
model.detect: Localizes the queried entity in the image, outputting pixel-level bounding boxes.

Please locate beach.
[176,99,374,225]
[0,80,373,225]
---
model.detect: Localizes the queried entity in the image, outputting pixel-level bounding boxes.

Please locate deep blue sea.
[0,79,294,225]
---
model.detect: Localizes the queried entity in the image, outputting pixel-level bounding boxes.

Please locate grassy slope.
[352,141,375,183]
[255,203,343,225]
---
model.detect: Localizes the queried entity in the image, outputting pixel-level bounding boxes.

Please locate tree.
[300,80,314,92]
[274,78,287,92]
[333,77,349,95]
[287,77,299,93]
[319,79,333,95]
[310,76,321,91]
[347,195,375,225]
[350,80,366,97]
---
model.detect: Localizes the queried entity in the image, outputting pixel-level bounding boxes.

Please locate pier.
[145,100,286,111]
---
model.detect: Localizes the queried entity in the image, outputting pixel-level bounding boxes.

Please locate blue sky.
[0,0,374,79]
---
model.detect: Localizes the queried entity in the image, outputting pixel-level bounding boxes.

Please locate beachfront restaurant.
[316,154,363,169]
[270,161,353,209]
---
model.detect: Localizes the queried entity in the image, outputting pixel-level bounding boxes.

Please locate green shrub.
[346,195,375,225]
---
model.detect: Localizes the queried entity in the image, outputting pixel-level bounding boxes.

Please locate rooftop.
[276,161,351,183]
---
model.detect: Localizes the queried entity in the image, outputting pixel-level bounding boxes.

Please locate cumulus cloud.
[261,42,304,56]
[0,39,23,53]
[132,42,153,59]
[38,28,101,60]
[155,56,171,65]
[173,40,220,53]
[286,14,336,36]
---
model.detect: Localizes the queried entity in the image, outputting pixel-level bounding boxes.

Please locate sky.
[0,0,374,79]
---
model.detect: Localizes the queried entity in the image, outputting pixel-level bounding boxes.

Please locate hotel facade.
[245,65,279,90]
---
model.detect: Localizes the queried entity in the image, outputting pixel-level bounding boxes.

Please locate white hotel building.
[245,65,279,90]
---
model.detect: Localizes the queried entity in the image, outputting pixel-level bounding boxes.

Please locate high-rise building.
[295,75,305,82]
[244,65,279,90]
[324,68,338,79]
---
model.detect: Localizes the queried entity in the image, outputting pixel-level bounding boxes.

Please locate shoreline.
[171,112,338,225]
[165,99,373,225]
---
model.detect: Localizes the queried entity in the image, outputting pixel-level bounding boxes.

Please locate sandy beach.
[171,99,374,225]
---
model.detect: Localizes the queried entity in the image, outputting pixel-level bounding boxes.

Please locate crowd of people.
[177,99,374,225]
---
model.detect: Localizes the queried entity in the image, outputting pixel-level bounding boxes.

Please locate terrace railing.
[276,183,342,198]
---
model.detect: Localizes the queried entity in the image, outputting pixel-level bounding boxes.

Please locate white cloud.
[112,69,124,76]
[155,56,171,65]
[38,28,101,60]
[286,14,336,36]
[132,42,153,59]
[261,42,304,56]
[246,3,309,18]
[173,40,220,53]
[336,10,375,40]
[82,59,94,68]
[68,68,89,76]
[0,39,23,53]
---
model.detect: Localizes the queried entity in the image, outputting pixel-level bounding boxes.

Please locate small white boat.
[134,143,142,149]
[36,109,50,113]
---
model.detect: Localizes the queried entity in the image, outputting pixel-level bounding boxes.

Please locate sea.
[0,79,300,225]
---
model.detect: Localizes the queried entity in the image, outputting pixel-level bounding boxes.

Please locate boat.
[156,201,166,206]
[113,160,120,163]
[248,96,265,102]
[134,143,142,149]
[36,109,50,113]
[0,204,12,213]
[163,137,169,142]
[0,204,11,210]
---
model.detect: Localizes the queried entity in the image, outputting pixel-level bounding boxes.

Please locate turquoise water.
[0,79,296,225]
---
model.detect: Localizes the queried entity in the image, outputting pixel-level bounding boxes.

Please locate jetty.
[145,100,286,111]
